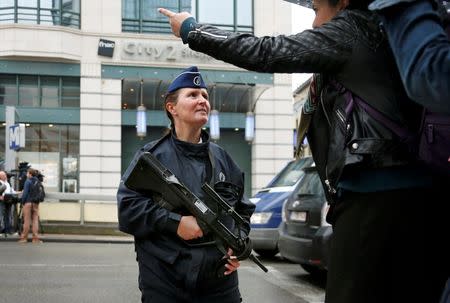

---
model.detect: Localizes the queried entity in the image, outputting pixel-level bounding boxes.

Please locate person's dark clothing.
[327,187,448,303]
[368,0,450,113]
[178,9,449,303]
[181,9,427,194]
[117,130,254,303]
[21,176,39,204]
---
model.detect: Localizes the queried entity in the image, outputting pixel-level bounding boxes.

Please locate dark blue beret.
[167,66,207,94]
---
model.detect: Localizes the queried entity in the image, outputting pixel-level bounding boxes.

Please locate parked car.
[249,157,314,258]
[278,165,332,277]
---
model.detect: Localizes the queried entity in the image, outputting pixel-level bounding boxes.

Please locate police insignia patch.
[193,76,201,86]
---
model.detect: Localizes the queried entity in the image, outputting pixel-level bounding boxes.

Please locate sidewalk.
[0,232,134,244]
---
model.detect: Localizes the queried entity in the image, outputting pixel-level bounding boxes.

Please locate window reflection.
[0,74,79,107]
[237,0,252,26]
[198,0,232,25]
[122,0,252,33]
[41,77,59,108]
[0,75,18,106]
[0,124,81,192]
[19,76,39,106]
[0,0,81,28]
[40,124,60,141]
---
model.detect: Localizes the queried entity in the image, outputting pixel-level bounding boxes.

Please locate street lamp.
[245,111,255,142]
[136,79,147,138]
[209,109,220,140]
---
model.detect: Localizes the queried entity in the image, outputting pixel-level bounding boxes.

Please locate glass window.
[237,0,252,26]
[198,0,232,25]
[67,125,79,141]
[0,0,15,6]
[65,141,79,156]
[0,74,79,108]
[0,0,80,28]
[294,171,324,196]
[121,79,141,110]
[0,124,5,162]
[39,140,60,152]
[270,160,312,187]
[40,124,60,141]
[0,124,80,192]
[61,77,80,107]
[122,0,252,34]
[10,124,80,192]
[41,76,59,107]
[0,75,18,106]
[25,125,41,141]
[18,0,37,5]
[19,76,39,106]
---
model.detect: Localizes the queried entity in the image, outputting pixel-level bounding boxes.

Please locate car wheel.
[300,263,327,278]
[255,249,278,258]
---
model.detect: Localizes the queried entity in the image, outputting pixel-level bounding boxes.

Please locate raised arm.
[370,0,450,113]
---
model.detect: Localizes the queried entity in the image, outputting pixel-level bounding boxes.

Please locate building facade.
[0,0,295,198]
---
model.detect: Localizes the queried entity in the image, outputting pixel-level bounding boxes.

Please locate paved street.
[0,240,325,303]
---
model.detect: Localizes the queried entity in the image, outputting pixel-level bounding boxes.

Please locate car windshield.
[269,159,309,187]
[294,171,324,196]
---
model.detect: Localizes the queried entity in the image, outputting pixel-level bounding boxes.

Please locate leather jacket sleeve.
[186,10,369,74]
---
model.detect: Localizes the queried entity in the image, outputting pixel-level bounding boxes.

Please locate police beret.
[167,66,207,94]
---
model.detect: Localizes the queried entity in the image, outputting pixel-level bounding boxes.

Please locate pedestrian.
[369,0,450,113]
[159,2,447,303]
[369,1,450,301]
[0,170,17,236]
[0,172,7,236]
[18,168,43,243]
[117,66,255,303]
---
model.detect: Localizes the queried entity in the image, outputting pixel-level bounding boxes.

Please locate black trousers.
[325,187,449,303]
[137,246,241,303]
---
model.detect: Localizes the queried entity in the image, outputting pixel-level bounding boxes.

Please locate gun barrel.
[249,254,269,272]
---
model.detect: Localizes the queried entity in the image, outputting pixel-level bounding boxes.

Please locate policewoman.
[117,66,255,303]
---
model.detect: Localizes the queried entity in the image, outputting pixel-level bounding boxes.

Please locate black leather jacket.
[185,9,422,200]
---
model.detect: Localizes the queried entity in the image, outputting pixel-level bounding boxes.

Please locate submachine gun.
[124,151,268,274]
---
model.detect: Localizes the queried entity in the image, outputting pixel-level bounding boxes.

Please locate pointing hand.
[158,8,193,37]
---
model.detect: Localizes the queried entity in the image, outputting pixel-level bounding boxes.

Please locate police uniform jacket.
[117,130,255,287]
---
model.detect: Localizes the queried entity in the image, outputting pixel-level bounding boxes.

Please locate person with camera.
[0,170,17,237]
[18,168,43,243]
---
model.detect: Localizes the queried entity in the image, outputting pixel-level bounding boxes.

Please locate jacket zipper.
[320,87,336,195]
[195,29,228,40]
[324,175,336,195]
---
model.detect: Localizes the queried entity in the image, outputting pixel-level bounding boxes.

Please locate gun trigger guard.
[215,255,230,278]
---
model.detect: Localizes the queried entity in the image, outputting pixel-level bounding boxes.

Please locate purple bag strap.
[333,81,412,140]
[352,94,412,139]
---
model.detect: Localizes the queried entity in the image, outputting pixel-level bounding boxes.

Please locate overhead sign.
[9,123,26,151]
[98,39,115,57]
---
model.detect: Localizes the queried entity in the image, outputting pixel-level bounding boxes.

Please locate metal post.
[5,106,17,172]
[80,199,85,225]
